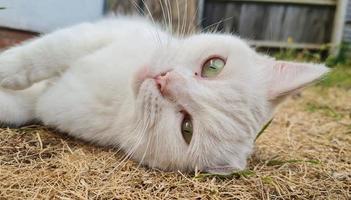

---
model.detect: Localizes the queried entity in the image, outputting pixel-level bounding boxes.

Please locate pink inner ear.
[268,61,329,100]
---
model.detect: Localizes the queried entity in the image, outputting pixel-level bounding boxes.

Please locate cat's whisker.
[112,139,145,175]
[202,16,234,34]
[107,118,149,176]
[132,98,164,170]
[185,1,193,35]
[180,0,188,38]
[107,137,141,175]
[213,20,222,34]
[165,0,172,34]
[129,0,161,46]
[140,0,154,23]
[129,0,144,16]
[140,0,163,46]
[170,0,175,35]
[158,0,167,32]
[105,147,132,177]
[135,128,152,171]
[158,0,172,47]
[150,129,159,168]
[188,2,200,35]
[175,0,181,36]
[127,120,152,171]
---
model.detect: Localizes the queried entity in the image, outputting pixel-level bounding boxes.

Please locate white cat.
[0,16,328,174]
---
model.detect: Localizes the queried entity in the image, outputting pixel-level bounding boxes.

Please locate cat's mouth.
[135,77,162,98]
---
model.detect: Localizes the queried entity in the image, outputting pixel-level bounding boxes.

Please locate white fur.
[0,16,329,174]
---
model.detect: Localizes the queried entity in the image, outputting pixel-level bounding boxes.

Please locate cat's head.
[126,33,329,174]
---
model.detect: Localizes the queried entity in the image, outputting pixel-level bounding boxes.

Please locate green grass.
[305,101,343,119]
[195,169,256,180]
[318,64,351,89]
[265,159,320,166]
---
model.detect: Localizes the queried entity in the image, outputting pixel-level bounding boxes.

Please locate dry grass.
[0,86,350,199]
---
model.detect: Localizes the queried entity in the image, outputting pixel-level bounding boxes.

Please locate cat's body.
[0,16,328,174]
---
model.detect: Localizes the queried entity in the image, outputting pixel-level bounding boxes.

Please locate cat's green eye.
[201,57,226,78]
[181,115,193,145]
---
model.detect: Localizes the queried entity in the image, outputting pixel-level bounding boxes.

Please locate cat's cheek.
[160,84,179,101]
[162,73,188,98]
[132,66,152,95]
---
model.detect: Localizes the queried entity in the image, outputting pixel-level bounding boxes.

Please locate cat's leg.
[0,82,47,126]
[0,22,114,90]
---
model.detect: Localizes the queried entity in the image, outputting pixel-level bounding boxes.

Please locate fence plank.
[203,1,334,44]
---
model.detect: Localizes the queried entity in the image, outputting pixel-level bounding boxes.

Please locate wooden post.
[331,0,348,55]
[197,0,205,26]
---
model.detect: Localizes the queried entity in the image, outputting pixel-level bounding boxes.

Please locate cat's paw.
[0,51,31,90]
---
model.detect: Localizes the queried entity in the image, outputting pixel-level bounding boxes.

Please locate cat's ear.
[265,59,329,100]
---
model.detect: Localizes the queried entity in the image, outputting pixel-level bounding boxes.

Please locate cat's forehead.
[183,34,252,54]
[151,33,254,66]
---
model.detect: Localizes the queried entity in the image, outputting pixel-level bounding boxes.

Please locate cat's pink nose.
[155,72,170,94]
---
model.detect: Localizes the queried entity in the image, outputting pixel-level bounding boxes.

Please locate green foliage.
[305,102,342,119]
[274,46,327,63]
[261,176,274,185]
[318,64,351,89]
[255,118,273,141]
[326,42,351,67]
[273,42,351,66]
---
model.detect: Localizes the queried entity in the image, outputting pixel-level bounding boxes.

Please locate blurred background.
[0,2,350,199]
[0,0,350,64]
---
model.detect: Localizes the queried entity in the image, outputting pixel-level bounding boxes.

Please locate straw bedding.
[0,87,350,199]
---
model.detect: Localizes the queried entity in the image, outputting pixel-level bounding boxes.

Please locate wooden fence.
[105,0,348,54]
[0,0,347,53]
[202,1,334,48]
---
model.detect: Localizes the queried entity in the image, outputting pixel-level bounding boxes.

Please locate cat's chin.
[138,78,159,95]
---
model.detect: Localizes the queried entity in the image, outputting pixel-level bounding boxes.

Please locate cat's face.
[127,33,328,174]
